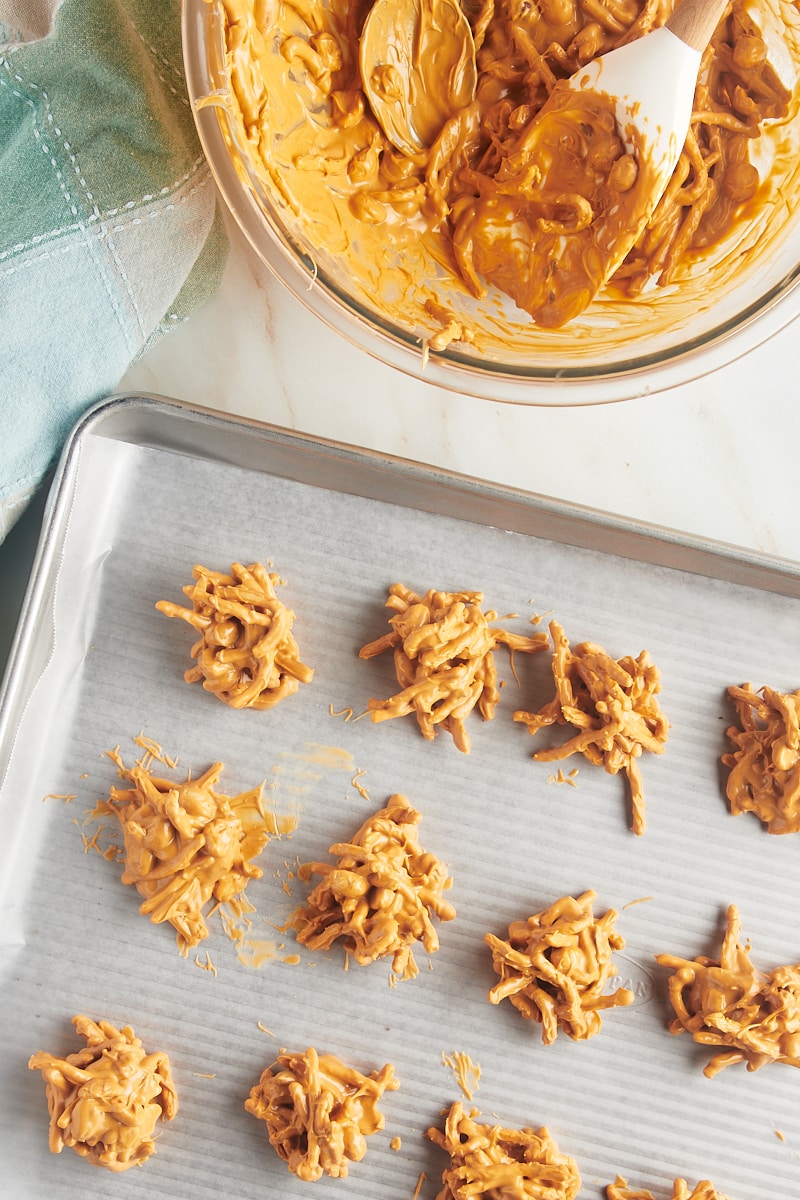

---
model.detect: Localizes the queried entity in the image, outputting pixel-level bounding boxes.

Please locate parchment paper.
[2,408,800,1199]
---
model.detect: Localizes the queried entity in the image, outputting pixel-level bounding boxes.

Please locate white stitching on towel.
[0,169,213,280]
[46,74,146,339]
[0,63,137,350]
[0,64,208,262]
[0,57,211,335]
[120,2,191,103]
[1,9,209,341]
[0,151,209,261]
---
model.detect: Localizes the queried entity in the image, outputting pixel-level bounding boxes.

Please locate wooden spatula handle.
[666,0,730,52]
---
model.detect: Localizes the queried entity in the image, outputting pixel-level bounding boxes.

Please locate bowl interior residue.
[182,0,800,404]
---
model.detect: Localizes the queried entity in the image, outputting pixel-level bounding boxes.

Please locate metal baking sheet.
[2,393,800,1200]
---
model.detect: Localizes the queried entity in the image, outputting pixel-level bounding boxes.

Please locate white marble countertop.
[120,213,798,567]
[3,201,795,672]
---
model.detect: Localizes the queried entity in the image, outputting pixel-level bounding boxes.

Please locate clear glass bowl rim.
[181,0,800,407]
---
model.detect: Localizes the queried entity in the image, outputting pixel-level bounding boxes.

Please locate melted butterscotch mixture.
[359,583,548,751]
[722,681,800,833]
[28,1016,177,1173]
[656,904,800,1077]
[218,0,799,346]
[608,1177,730,1200]
[156,562,313,709]
[245,1047,398,1180]
[450,82,658,326]
[100,748,281,952]
[292,793,456,980]
[427,1101,581,1200]
[513,620,668,835]
[485,889,635,1042]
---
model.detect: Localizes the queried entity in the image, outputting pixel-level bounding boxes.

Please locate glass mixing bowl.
[181,0,800,405]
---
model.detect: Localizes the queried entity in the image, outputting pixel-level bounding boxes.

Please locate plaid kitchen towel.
[0,0,228,541]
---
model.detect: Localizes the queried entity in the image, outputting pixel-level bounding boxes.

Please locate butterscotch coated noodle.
[513,620,668,834]
[359,584,548,752]
[427,1101,581,1200]
[485,890,634,1043]
[220,0,796,340]
[245,1047,398,1181]
[156,562,313,709]
[607,1177,730,1200]
[292,793,456,981]
[722,682,800,832]
[99,747,281,952]
[28,1016,177,1173]
[656,904,800,1077]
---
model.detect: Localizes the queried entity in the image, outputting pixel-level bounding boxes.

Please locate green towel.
[0,0,228,540]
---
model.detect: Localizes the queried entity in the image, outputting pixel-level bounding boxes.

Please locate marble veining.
[120,213,800,564]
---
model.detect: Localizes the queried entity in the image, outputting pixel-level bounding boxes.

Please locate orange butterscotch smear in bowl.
[217,0,798,350]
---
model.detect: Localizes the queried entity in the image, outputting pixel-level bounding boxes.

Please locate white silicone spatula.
[359,0,731,322]
[563,0,731,282]
[361,0,728,169]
